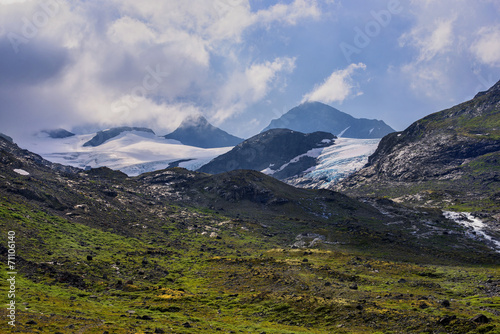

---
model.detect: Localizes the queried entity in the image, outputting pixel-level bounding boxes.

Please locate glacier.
[17,131,232,176]
[285,138,380,189]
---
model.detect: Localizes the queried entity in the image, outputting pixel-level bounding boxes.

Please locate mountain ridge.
[337,80,500,213]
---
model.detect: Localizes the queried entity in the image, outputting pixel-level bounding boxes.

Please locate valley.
[0,83,499,333]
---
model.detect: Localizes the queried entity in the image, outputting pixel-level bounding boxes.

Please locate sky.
[1,0,499,140]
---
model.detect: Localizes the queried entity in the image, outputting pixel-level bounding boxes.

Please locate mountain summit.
[262,101,395,138]
[164,114,243,148]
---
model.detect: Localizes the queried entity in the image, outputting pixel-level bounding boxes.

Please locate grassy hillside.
[0,138,499,333]
[0,198,499,333]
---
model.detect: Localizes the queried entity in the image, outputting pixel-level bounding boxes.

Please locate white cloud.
[257,0,321,25]
[399,18,455,63]
[0,0,29,4]
[471,25,500,67]
[302,63,366,104]
[401,61,453,100]
[0,0,320,137]
[107,16,156,45]
[213,57,296,123]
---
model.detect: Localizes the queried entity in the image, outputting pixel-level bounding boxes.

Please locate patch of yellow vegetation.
[157,288,185,299]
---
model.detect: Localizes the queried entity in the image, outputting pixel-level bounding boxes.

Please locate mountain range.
[262,101,395,138]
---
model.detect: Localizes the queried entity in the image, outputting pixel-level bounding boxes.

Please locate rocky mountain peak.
[178,114,210,128]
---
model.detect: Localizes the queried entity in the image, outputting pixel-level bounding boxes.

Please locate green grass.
[0,197,498,333]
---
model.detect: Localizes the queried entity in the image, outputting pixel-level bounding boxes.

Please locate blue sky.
[1,0,499,139]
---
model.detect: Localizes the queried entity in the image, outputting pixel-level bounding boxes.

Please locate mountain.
[164,114,244,148]
[41,128,75,139]
[338,80,500,213]
[262,101,395,138]
[198,129,336,179]
[1,136,499,333]
[83,126,155,147]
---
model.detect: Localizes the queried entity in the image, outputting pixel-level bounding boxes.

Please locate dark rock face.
[83,127,155,147]
[164,115,243,148]
[197,129,335,179]
[262,101,395,139]
[337,80,500,206]
[42,128,75,139]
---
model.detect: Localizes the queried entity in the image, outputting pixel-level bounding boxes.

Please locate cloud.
[471,25,500,67]
[256,0,321,25]
[0,0,319,139]
[302,63,366,104]
[399,17,455,63]
[0,38,70,86]
[213,57,296,123]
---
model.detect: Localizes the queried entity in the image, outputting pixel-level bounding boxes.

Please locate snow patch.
[337,126,350,137]
[274,147,325,174]
[13,169,30,176]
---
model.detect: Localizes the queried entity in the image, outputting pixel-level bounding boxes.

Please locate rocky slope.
[262,101,395,138]
[338,80,500,212]
[198,129,336,179]
[164,114,243,148]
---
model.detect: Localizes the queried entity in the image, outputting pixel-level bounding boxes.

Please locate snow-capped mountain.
[164,114,244,148]
[198,129,380,188]
[198,129,336,178]
[15,128,232,176]
[262,101,395,139]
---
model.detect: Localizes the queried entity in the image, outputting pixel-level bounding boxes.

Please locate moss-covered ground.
[0,198,498,334]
